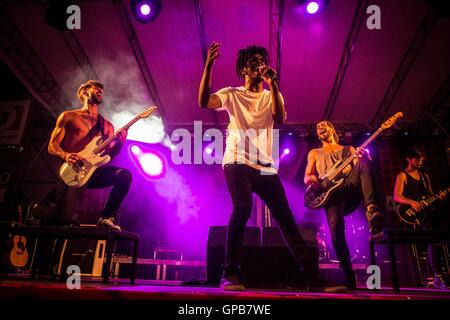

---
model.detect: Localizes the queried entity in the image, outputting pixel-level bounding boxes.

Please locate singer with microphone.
[198,43,329,291]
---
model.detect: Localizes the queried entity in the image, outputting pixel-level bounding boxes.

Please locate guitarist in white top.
[393,147,448,289]
[304,120,384,290]
[48,80,131,231]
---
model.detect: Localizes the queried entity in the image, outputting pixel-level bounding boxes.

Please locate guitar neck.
[328,128,383,181]
[423,188,450,206]
[93,115,141,154]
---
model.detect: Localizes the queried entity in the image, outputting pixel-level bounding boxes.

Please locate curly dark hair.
[235,45,270,80]
[77,80,104,103]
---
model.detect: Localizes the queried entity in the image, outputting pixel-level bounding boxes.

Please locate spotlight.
[306,1,320,14]
[131,0,162,24]
[283,148,291,155]
[205,147,213,155]
[296,0,329,15]
[140,153,164,177]
[131,145,141,155]
[129,145,165,178]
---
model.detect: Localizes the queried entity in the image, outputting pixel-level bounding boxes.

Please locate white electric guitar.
[59,106,157,188]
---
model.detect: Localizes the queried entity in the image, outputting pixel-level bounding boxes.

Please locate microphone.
[257,65,277,81]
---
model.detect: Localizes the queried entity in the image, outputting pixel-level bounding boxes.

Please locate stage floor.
[1,278,449,300]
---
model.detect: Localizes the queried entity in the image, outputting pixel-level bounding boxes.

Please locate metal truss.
[0,6,68,117]
[371,6,438,127]
[269,0,284,87]
[113,0,166,120]
[60,30,99,80]
[413,73,450,137]
[322,0,368,120]
[194,0,219,127]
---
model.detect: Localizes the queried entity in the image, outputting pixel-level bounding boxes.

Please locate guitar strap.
[96,113,107,139]
[418,169,430,195]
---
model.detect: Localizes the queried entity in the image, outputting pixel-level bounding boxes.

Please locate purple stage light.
[283,148,291,155]
[139,153,164,177]
[131,0,162,23]
[306,1,320,14]
[131,145,141,155]
[140,4,151,15]
[129,145,165,178]
[205,147,213,155]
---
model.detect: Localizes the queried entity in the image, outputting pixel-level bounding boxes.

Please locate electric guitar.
[304,112,403,209]
[59,106,157,188]
[395,187,450,226]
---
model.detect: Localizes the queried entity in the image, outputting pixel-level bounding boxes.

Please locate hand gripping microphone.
[257,65,277,81]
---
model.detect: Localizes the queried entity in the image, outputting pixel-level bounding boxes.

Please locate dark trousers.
[422,213,445,275]
[324,157,379,272]
[222,164,317,278]
[55,166,132,225]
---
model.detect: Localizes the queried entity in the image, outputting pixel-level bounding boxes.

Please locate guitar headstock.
[381,112,403,130]
[138,106,158,119]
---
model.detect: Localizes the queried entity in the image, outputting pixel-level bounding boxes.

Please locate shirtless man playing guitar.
[48,80,131,231]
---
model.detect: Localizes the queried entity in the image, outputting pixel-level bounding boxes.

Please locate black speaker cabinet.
[206,225,319,287]
[261,226,318,286]
[57,239,106,277]
[206,226,261,285]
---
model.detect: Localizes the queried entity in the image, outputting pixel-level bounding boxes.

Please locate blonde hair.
[77,80,104,103]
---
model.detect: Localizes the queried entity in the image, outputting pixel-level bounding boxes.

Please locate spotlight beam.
[113,0,167,123]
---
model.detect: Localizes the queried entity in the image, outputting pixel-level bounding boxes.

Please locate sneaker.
[220,275,245,291]
[343,270,357,290]
[97,217,121,232]
[427,276,448,290]
[306,274,347,293]
[366,205,384,235]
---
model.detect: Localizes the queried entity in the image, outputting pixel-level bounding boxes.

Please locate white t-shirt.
[214,86,284,174]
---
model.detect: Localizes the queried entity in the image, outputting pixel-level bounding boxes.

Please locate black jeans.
[324,157,379,272]
[422,212,445,275]
[223,164,317,278]
[55,166,132,225]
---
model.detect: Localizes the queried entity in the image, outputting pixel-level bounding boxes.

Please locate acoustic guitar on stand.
[9,204,28,269]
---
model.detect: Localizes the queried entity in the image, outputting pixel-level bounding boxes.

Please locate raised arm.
[304,149,319,186]
[260,66,286,125]
[198,41,222,109]
[270,81,286,125]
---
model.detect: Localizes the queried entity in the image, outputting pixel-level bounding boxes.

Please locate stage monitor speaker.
[57,239,106,277]
[206,226,261,285]
[261,226,318,286]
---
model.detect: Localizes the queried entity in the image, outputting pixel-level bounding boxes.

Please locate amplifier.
[57,239,106,277]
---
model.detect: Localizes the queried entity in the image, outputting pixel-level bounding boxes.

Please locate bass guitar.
[304,112,403,209]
